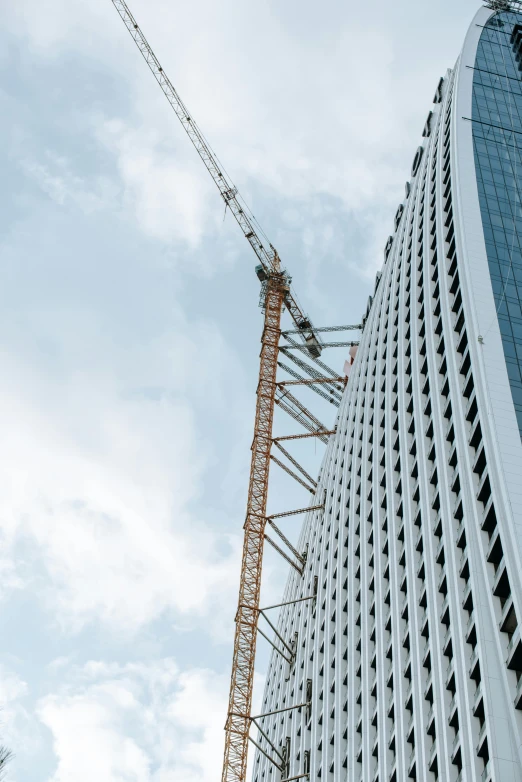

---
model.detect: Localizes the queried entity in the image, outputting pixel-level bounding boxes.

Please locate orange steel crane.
[109,3,351,780]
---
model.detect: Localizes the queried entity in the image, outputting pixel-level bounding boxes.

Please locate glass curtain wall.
[472,9,522,437]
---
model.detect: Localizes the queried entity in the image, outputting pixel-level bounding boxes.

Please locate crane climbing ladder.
[109,3,362,780]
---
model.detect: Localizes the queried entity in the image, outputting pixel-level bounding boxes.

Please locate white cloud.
[5,0,460,274]
[0,666,42,771]
[95,120,221,248]
[0,313,244,636]
[38,659,229,782]
[21,153,118,216]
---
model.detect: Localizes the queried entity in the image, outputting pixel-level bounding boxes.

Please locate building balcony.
[426,705,435,735]
[445,660,455,689]
[443,629,452,657]
[472,445,486,477]
[468,416,482,450]
[462,581,473,612]
[482,763,492,782]
[459,348,471,376]
[429,739,437,770]
[507,627,522,671]
[499,596,517,634]
[465,613,476,644]
[469,647,480,680]
[448,442,458,468]
[407,749,416,778]
[477,721,487,757]
[405,682,413,711]
[486,527,502,565]
[464,390,477,421]
[451,731,461,765]
[515,676,522,710]
[440,594,450,625]
[371,673,378,697]
[450,468,460,494]
[459,551,469,579]
[456,519,466,549]
[453,494,463,520]
[449,695,458,727]
[476,471,491,505]
[493,558,510,599]
[432,509,442,536]
[481,496,496,533]
[473,684,483,716]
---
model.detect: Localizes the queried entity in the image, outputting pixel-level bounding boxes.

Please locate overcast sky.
[1,0,481,779]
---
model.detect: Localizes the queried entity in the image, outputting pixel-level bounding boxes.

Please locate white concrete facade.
[253,6,522,782]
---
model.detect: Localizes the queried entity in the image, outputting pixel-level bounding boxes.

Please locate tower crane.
[109,3,357,780]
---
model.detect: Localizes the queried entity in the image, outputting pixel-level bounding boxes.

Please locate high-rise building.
[253,4,522,782]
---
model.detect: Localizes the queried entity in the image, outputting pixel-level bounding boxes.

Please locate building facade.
[253,4,522,782]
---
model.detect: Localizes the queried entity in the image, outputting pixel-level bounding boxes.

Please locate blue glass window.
[472,10,522,437]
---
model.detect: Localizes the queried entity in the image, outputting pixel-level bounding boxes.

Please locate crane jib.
[111,0,313,313]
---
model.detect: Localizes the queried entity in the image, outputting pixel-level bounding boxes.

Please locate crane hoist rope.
[108,3,338,781]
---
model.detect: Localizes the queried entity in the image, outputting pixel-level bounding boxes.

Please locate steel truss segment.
[283,341,360,350]
[272,441,317,488]
[248,736,282,771]
[250,719,284,762]
[260,593,317,612]
[257,626,293,664]
[275,388,329,442]
[259,611,295,657]
[281,323,362,335]
[279,344,340,383]
[270,455,316,493]
[266,519,303,563]
[268,503,324,520]
[251,702,310,721]
[264,534,304,574]
[278,376,346,386]
[277,361,342,405]
[273,430,336,442]
[281,774,310,782]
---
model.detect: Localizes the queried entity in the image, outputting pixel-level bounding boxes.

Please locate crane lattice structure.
[109,3,361,781]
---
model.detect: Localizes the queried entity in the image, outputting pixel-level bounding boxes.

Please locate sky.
[0,0,481,779]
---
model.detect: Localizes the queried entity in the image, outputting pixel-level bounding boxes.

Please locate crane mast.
[109,3,333,781]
